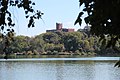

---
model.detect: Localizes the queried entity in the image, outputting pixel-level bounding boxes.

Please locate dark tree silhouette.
[75,0,120,67]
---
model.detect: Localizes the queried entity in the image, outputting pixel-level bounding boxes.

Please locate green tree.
[10,35,29,53]
[44,43,54,53]
[42,32,61,44]
[84,40,90,50]
[62,32,84,52]
[33,34,45,53]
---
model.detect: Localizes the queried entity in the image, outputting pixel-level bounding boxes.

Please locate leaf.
[1,26,4,30]
[83,8,87,11]
[29,1,32,4]
[11,23,15,26]
[12,29,14,32]
[7,17,12,22]
[32,2,35,5]
[32,24,34,27]
[78,12,84,18]
[7,29,10,31]
[33,15,36,19]
[28,23,31,28]
[6,11,11,17]
[30,9,34,12]
[15,0,19,4]
[84,17,89,24]
[74,18,82,26]
[26,15,29,18]
[25,11,28,14]
[79,0,84,6]
[8,22,11,26]
[10,0,14,5]
[78,18,82,26]
[28,17,33,28]
[74,12,83,25]
[74,18,79,25]
[17,4,22,8]
[114,61,120,67]
[41,13,44,15]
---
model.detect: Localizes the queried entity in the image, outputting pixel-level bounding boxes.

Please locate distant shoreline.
[0,53,120,59]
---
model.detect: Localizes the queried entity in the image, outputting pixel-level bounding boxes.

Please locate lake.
[0,57,120,80]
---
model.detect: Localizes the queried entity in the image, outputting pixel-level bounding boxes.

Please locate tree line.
[0,31,120,56]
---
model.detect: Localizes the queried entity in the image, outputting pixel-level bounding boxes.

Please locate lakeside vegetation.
[0,30,120,58]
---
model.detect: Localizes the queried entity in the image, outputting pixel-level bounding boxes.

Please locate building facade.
[46,23,74,32]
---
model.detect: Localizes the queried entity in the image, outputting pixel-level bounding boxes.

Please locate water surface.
[0,57,120,80]
[0,57,120,62]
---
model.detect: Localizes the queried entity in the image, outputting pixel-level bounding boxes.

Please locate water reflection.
[0,60,120,80]
[0,62,16,80]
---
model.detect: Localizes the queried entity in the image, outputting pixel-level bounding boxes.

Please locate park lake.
[0,57,120,80]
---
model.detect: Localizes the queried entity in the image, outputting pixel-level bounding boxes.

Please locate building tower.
[56,23,62,31]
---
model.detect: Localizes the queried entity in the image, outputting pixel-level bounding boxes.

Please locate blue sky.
[14,0,86,36]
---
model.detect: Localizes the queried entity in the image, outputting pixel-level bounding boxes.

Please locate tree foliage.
[1,31,119,56]
[75,0,120,67]
[0,0,43,34]
[62,32,83,52]
[75,0,120,47]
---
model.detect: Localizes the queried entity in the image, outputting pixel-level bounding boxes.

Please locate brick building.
[46,23,74,32]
